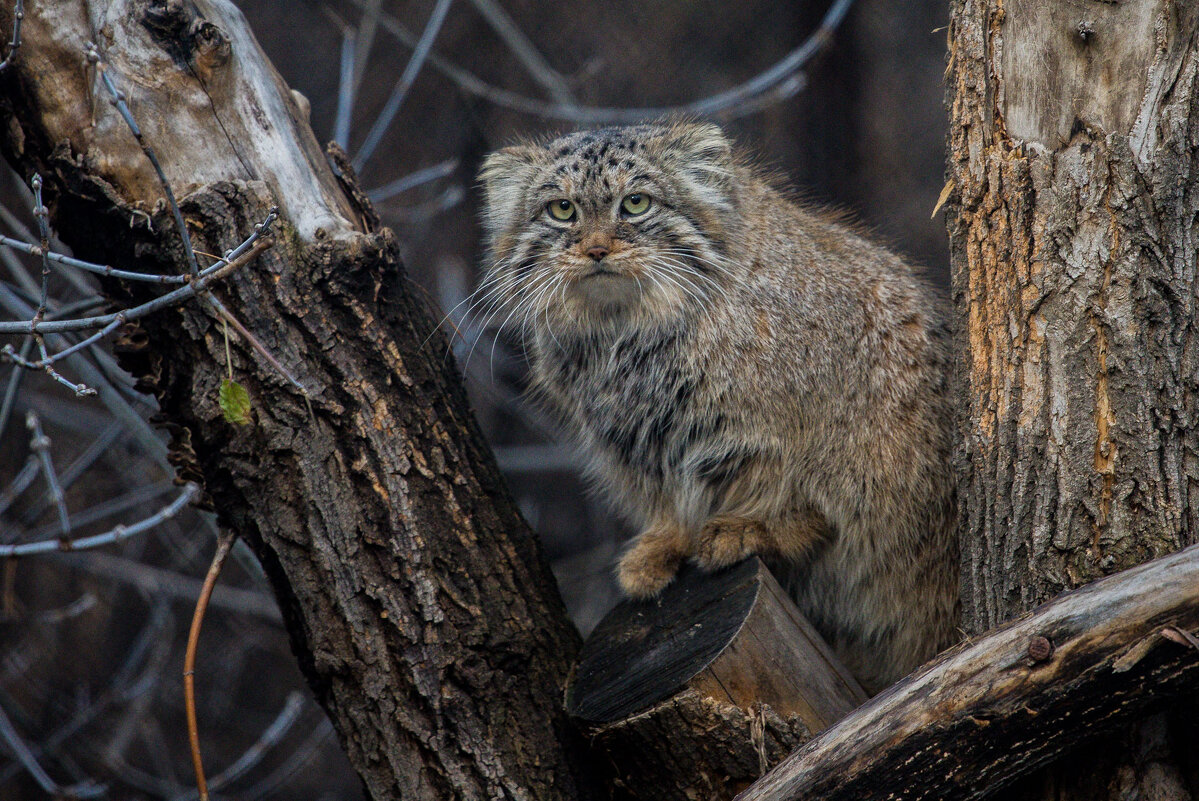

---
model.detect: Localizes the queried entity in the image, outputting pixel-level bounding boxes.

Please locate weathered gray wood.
[570,558,866,800]
[736,543,1199,801]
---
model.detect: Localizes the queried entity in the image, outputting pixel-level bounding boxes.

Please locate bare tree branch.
[0,483,200,556]
[738,543,1199,801]
[345,0,854,123]
[0,700,106,799]
[353,0,453,169]
[465,0,578,108]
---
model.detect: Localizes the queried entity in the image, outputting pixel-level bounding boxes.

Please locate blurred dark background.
[0,1,948,797]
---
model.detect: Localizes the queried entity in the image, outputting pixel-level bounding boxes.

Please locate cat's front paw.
[616,528,687,598]
[693,516,769,570]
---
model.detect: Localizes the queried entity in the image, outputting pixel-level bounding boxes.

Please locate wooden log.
[736,542,1199,801]
[568,558,866,800]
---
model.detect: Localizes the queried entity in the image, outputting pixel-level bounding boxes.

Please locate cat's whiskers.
[658,245,734,277]
[538,274,570,357]
[487,267,560,375]
[649,256,718,308]
[657,259,728,305]
[644,260,702,307]
[465,263,547,372]
[454,269,524,363]
[424,255,520,358]
[657,246,735,280]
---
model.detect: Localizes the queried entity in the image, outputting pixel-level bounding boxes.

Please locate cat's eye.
[547,199,576,221]
[621,193,651,216]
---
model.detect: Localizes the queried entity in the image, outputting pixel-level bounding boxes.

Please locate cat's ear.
[478,145,543,235]
[661,123,734,201]
[668,123,732,169]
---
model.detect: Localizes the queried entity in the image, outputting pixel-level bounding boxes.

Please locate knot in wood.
[1028,635,1053,662]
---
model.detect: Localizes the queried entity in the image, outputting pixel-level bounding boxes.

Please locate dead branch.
[737,543,1199,801]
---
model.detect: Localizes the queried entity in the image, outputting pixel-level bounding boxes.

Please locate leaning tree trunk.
[948,0,1199,797]
[0,2,600,799]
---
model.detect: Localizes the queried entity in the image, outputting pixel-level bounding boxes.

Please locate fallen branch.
[737,543,1199,801]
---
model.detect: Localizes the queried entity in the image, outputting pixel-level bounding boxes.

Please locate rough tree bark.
[0,2,597,799]
[948,0,1199,797]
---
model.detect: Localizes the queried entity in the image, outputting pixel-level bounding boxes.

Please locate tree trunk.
[0,2,596,799]
[947,0,1199,797]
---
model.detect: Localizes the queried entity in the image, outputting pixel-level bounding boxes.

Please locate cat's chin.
[568,272,644,312]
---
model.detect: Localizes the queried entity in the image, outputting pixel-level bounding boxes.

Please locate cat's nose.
[586,246,610,261]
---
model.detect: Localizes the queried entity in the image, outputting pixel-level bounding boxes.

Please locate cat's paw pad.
[693,517,769,570]
[617,539,684,598]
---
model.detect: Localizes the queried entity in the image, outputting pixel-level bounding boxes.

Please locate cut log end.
[568,557,866,800]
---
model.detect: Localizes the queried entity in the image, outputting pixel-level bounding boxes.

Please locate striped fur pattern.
[476,122,958,692]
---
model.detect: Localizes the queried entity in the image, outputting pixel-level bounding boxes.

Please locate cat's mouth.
[581,264,621,278]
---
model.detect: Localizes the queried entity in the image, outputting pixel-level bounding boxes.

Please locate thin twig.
[0,0,23,72]
[384,184,464,221]
[353,0,454,170]
[0,283,170,464]
[241,718,336,801]
[333,27,356,148]
[30,175,50,322]
[4,175,97,297]
[0,337,32,441]
[184,531,236,801]
[54,549,282,622]
[466,0,577,107]
[0,233,190,283]
[0,202,275,399]
[86,43,202,277]
[366,158,459,203]
[23,421,123,521]
[29,334,98,394]
[26,479,175,534]
[33,592,97,623]
[0,701,106,798]
[0,288,172,470]
[0,483,198,557]
[29,480,173,538]
[0,233,274,334]
[2,317,121,390]
[351,0,383,97]
[196,692,305,796]
[205,295,310,398]
[0,453,38,517]
[26,411,70,537]
[347,0,855,123]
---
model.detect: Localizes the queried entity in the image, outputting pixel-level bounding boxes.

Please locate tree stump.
[568,558,866,800]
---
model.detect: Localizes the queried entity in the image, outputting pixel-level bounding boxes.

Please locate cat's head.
[476,121,739,335]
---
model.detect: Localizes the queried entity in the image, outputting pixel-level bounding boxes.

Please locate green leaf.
[219,378,252,425]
